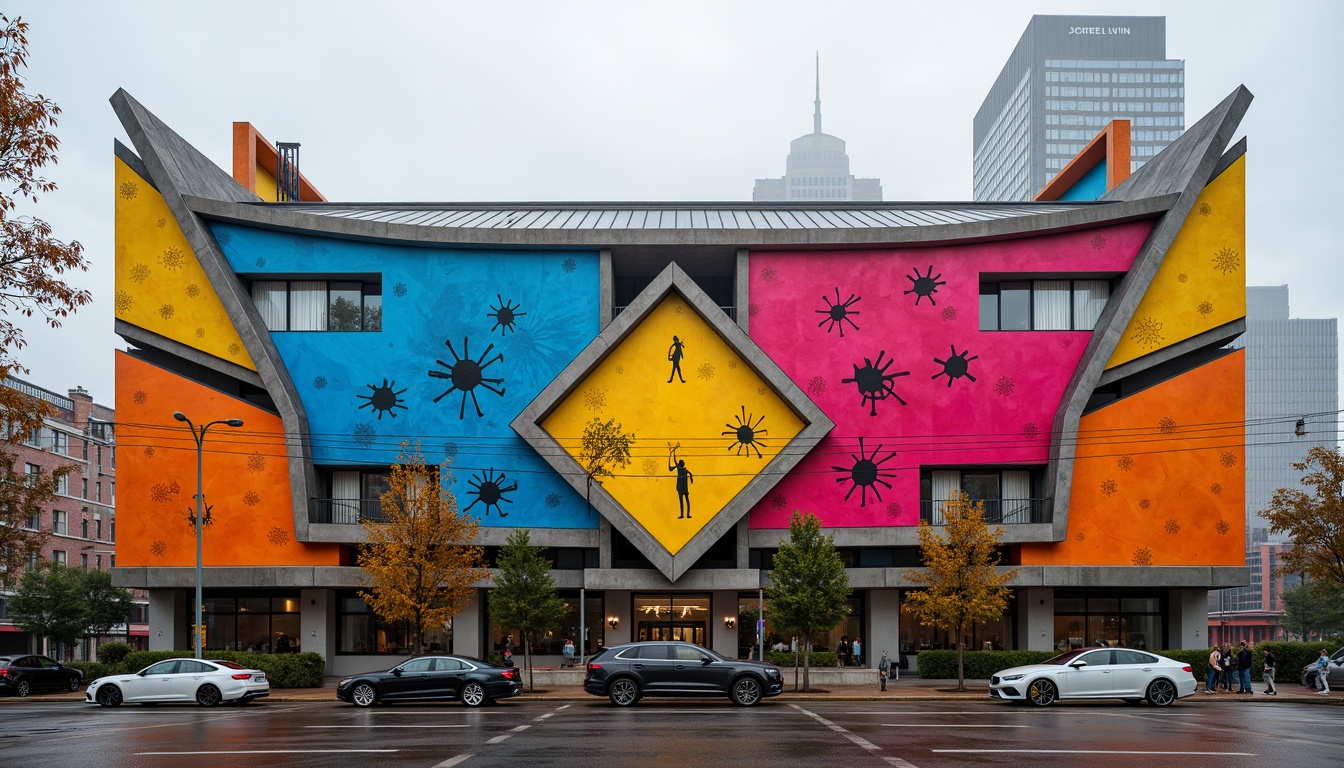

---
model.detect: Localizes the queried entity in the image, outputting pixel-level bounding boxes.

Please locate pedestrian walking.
[1236,641,1253,694]
[1204,646,1221,693]
[851,637,863,667]
[1221,645,1235,690]
[1316,649,1331,695]
[836,636,850,668]
[563,638,576,668]
[878,651,891,691]
[1262,647,1277,695]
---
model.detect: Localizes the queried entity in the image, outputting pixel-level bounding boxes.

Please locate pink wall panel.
[746,220,1152,529]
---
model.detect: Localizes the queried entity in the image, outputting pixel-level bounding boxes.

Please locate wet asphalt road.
[0,697,1337,768]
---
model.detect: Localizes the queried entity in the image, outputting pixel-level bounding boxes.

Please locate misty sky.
[8,0,1343,418]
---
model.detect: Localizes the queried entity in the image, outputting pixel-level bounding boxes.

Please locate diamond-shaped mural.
[512,264,833,581]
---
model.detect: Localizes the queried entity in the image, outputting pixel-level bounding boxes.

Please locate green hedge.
[914,642,1344,682]
[65,661,120,683]
[765,650,838,668]
[119,650,325,688]
[95,642,134,666]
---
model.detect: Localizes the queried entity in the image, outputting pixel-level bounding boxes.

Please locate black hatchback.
[335,655,522,707]
[0,654,84,697]
[584,641,783,706]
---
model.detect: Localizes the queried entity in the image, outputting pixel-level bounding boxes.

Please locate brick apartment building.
[0,377,146,658]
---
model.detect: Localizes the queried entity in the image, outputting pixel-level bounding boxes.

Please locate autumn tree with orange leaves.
[359,447,488,655]
[1263,446,1344,587]
[0,15,87,580]
[903,493,1019,691]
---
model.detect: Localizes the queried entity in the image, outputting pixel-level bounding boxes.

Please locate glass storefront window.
[197,591,301,653]
[1051,592,1164,651]
[335,590,420,654]
[632,593,711,646]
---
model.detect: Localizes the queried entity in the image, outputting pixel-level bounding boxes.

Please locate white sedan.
[86,659,269,707]
[989,647,1197,707]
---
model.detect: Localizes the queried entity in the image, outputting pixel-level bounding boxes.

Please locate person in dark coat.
[1236,641,1253,694]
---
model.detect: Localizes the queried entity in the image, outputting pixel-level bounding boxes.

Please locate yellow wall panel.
[115,156,256,370]
[1107,156,1245,368]
[542,296,804,555]
[255,163,277,202]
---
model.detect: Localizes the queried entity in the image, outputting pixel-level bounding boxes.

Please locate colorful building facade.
[111,87,1252,674]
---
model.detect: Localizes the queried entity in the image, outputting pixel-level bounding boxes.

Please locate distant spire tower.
[813,52,822,134]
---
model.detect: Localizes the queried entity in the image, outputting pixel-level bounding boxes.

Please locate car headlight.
[338,679,351,687]
[1000,674,1025,681]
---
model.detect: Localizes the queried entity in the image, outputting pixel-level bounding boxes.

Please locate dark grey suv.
[584,641,783,706]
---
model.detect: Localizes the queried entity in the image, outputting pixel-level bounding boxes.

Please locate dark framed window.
[194,592,302,653]
[980,278,1111,331]
[249,279,382,332]
[1053,591,1165,651]
[337,590,420,655]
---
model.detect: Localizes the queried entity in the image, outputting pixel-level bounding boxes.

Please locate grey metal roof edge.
[116,319,265,388]
[1046,85,1253,542]
[1209,136,1248,184]
[271,199,1107,212]
[184,193,1175,250]
[510,262,834,583]
[110,89,318,544]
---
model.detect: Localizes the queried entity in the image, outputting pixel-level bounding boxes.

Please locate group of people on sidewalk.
[1205,642,1333,696]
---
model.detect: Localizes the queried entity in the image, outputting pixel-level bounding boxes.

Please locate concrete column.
[868,589,900,679]
[300,589,333,674]
[599,520,612,569]
[599,249,613,330]
[148,589,188,651]
[453,595,483,659]
[712,591,737,657]
[734,249,750,333]
[1169,588,1209,650]
[605,590,630,645]
[1018,588,1055,652]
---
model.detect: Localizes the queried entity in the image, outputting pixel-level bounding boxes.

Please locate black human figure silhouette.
[667,336,686,383]
[668,443,693,519]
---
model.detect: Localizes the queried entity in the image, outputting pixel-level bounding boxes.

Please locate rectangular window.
[95,482,102,503]
[52,510,68,535]
[95,518,102,540]
[56,474,68,496]
[53,550,66,564]
[82,478,88,499]
[980,278,1112,331]
[25,463,40,487]
[81,518,89,538]
[81,553,88,569]
[250,279,382,332]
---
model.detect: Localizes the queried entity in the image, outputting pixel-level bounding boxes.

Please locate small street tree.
[83,567,134,640]
[488,528,568,691]
[0,16,87,580]
[10,562,92,654]
[1281,579,1344,641]
[0,449,65,580]
[904,493,1018,691]
[577,417,634,516]
[1262,446,1344,587]
[359,447,488,655]
[765,510,851,692]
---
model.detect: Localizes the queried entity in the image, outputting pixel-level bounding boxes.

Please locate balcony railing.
[919,498,1053,526]
[310,498,386,525]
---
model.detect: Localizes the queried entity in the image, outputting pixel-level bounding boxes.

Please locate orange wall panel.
[116,352,342,567]
[1021,350,1245,567]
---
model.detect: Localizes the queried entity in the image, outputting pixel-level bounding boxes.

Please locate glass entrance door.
[633,593,710,647]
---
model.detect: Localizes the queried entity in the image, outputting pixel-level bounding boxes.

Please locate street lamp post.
[173,411,243,659]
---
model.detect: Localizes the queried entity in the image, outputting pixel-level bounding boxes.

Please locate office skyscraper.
[973,15,1185,201]
[1235,286,1339,543]
[753,57,882,202]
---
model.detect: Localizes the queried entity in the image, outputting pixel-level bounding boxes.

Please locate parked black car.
[0,654,84,697]
[335,655,522,707]
[584,641,783,706]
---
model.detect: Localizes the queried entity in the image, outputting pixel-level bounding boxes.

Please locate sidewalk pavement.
[8,675,1340,704]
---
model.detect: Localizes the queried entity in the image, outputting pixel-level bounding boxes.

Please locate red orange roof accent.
[1034,119,1131,202]
[231,122,327,202]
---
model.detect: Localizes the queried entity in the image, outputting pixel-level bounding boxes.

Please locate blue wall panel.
[1058,159,1109,202]
[213,223,600,529]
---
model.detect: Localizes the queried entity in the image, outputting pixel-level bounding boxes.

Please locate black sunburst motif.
[356,378,408,419]
[931,345,978,388]
[463,468,517,517]
[487,295,527,336]
[831,437,898,508]
[429,337,505,420]
[842,350,910,416]
[815,288,861,336]
[722,406,768,459]
[903,265,946,306]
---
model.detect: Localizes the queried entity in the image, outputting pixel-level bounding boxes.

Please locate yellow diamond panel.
[542,295,804,555]
[1107,155,1246,368]
[115,156,256,369]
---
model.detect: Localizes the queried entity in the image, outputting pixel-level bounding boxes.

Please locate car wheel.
[607,677,640,707]
[14,679,30,697]
[730,677,763,706]
[195,684,222,707]
[351,682,378,708]
[68,676,83,693]
[1146,678,1177,707]
[1027,678,1057,707]
[460,681,487,708]
[96,685,123,708]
